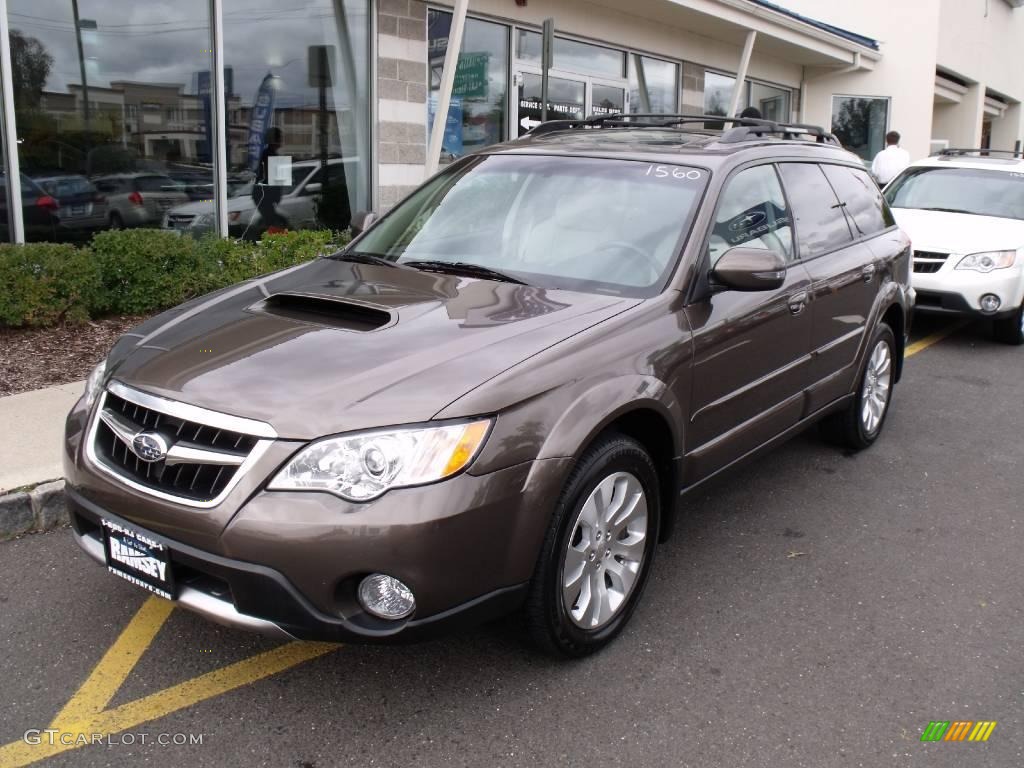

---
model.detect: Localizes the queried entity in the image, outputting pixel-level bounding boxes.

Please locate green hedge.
[0,228,348,328]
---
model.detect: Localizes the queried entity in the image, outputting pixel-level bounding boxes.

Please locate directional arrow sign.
[520,116,542,131]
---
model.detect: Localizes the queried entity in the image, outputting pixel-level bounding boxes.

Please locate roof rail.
[525,113,841,145]
[937,147,1024,159]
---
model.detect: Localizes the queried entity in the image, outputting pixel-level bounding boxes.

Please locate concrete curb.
[0,479,68,540]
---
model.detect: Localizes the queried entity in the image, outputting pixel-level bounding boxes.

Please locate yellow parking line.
[905,320,968,358]
[50,596,174,726]
[0,597,340,768]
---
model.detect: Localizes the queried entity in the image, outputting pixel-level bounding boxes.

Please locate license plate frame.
[102,518,176,599]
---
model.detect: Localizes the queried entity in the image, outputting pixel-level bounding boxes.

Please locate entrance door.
[514,69,627,136]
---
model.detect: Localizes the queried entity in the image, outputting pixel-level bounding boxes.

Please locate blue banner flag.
[247,73,278,172]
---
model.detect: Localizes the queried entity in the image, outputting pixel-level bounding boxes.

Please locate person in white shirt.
[871,131,911,185]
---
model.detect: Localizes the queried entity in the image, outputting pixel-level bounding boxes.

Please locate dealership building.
[0,0,1022,241]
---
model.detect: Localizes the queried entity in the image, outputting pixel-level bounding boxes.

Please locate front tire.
[524,434,660,658]
[993,301,1024,346]
[820,322,896,450]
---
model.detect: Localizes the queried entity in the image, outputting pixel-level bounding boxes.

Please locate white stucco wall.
[937,0,1024,99]
[780,0,941,161]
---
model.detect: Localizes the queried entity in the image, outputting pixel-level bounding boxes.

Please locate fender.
[534,374,683,463]
[854,279,910,387]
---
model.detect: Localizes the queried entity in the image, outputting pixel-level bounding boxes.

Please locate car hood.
[106,259,636,439]
[168,196,254,216]
[892,208,1024,253]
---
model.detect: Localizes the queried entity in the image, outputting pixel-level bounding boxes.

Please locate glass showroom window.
[516,30,625,80]
[703,71,735,117]
[628,54,678,114]
[749,82,790,122]
[7,0,212,241]
[704,72,791,121]
[222,0,370,238]
[428,11,509,165]
[832,96,889,163]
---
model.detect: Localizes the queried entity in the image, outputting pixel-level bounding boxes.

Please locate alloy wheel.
[861,340,892,434]
[561,471,648,630]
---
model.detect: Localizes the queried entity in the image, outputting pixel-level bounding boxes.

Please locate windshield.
[884,166,1024,221]
[352,154,707,297]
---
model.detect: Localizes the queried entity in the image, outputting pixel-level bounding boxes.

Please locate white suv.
[884,149,1024,345]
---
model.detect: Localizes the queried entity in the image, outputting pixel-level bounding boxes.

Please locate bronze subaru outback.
[64,116,912,657]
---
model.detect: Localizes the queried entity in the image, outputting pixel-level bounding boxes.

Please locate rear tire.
[993,302,1024,346]
[524,434,660,658]
[109,212,124,229]
[820,322,896,451]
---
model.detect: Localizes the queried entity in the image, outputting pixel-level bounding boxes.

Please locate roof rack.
[525,113,841,146]
[936,148,1024,159]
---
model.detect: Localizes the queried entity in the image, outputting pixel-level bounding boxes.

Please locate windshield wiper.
[402,260,529,285]
[328,251,405,268]
[917,206,976,215]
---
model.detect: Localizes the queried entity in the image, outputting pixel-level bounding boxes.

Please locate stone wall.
[377,0,429,210]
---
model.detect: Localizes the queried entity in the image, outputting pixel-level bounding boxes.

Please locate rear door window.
[820,164,894,237]
[708,164,794,266]
[778,163,854,258]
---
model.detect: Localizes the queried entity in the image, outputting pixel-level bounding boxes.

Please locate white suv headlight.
[955,250,1017,273]
[268,419,493,502]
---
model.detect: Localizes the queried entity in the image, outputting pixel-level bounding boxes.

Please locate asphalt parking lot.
[1,315,1022,768]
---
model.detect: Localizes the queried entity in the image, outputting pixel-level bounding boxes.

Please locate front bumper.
[912,265,1024,317]
[68,490,530,642]
[64,391,568,643]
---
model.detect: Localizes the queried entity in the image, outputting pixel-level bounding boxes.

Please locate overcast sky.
[8,0,369,108]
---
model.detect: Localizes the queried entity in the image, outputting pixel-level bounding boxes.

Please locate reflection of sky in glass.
[9,0,211,92]
[703,71,734,117]
[7,0,368,108]
[516,30,624,79]
[628,55,677,114]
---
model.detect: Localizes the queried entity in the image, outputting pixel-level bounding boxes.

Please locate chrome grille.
[913,250,949,274]
[166,213,195,229]
[88,383,274,506]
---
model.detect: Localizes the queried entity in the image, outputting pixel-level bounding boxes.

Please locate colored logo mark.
[921,721,997,742]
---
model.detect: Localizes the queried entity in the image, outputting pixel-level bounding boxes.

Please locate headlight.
[268,419,493,502]
[955,250,1017,273]
[83,360,106,410]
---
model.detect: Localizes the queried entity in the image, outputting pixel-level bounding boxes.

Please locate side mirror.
[303,182,323,195]
[350,210,378,236]
[711,247,787,292]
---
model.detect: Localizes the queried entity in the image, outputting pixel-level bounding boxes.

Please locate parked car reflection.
[0,173,59,242]
[92,173,190,229]
[35,174,109,241]
[162,158,355,239]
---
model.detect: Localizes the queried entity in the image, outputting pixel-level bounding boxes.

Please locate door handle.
[788,291,808,315]
[862,264,877,282]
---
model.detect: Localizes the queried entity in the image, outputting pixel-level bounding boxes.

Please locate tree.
[10,30,53,110]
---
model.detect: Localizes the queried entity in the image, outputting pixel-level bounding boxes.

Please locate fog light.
[980,294,1001,313]
[358,574,415,619]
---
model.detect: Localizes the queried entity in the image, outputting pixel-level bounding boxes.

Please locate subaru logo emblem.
[729,210,766,232]
[131,431,169,463]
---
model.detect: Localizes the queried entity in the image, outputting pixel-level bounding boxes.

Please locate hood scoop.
[250,292,393,332]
